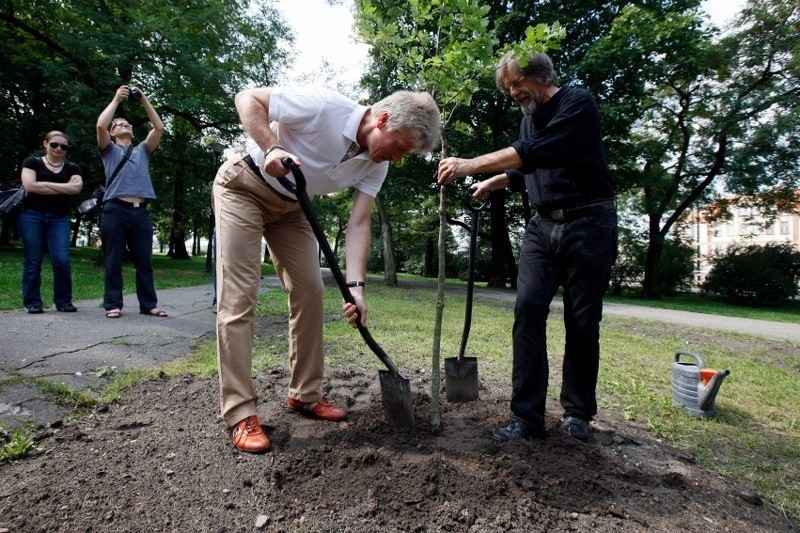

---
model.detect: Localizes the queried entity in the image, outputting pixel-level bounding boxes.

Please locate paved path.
[469,285,800,344]
[0,277,280,431]
[1,276,797,430]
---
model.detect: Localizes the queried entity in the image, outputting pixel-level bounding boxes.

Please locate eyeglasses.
[113,122,132,129]
[504,74,527,94]
[49,142,69,150]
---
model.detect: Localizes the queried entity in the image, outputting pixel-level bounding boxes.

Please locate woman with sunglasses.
[19,131,84,313]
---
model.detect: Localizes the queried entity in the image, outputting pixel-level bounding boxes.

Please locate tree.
[581,0,800,297]
[353,0,499,431]
[0,0,293,252]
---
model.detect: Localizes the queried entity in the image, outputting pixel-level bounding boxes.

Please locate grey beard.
[520,99,538,115]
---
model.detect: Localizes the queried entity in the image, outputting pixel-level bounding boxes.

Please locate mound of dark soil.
[1,361,796,532]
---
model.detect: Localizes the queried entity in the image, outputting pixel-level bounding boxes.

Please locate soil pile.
[1,362,796,532]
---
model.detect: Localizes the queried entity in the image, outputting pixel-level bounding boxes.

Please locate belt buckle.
[551,209,565,221]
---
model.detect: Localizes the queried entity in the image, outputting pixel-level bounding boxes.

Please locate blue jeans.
[510,210,618,427]
[18,209,73,309]
[99,200,158,311]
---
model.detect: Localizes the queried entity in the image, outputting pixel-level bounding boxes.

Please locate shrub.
[659,239,696,295]
[703,242,800,304]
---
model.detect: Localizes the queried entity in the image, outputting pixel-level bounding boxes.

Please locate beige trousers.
[213,153,325,428]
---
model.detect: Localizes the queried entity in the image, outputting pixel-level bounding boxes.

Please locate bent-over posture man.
[215,86,441,452]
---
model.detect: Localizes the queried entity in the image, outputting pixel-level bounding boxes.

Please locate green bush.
[659,239,696,295]
[703,242,800,304]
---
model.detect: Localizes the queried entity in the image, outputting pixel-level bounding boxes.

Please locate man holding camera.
[96,85,166,319]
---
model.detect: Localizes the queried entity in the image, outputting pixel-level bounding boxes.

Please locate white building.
[680,199,800,284]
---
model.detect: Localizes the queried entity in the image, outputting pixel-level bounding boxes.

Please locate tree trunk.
[488,190,508,288]
[642,214,664,298]
[431,184,445,434]
[375,194,397,286]
[169,154,190,260]
[424,236,435,277]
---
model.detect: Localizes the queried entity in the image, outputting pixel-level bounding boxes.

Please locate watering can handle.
[674,350,705,368]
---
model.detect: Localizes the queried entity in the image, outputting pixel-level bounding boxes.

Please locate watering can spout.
[697,368,730,412]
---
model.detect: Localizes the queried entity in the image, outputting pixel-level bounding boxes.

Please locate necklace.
[44,156,64,168]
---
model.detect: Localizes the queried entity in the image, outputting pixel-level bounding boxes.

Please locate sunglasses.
[49,142,69,150]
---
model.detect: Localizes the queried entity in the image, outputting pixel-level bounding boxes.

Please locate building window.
[780,221,790,235]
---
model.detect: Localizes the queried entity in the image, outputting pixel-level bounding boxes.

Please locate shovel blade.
[444,356,479,402]
[378,370,416,430]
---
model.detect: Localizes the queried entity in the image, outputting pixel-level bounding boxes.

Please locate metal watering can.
[671,351,730,418]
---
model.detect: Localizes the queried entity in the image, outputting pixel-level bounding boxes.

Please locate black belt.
[242,154,297,203]
[108,198,148,208]
[540,198,615,222]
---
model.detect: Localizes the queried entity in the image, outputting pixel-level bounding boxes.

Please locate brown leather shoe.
[230,415,271,453]
[287,396,347,421]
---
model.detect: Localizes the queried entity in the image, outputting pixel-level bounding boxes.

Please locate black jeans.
[99,200,158,311]
[510,210,618,427]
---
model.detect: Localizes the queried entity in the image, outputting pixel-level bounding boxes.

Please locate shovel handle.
[457,191,489,361]
[466,188,490,214]
[277,158,402,377]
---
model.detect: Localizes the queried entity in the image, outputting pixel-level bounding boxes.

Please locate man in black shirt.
[438,51,618,442]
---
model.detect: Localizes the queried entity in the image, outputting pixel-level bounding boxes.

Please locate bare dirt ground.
[1,315,798,532]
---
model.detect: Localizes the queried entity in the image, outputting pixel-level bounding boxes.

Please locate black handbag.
[77,146,133,216]
[0,186,27,219]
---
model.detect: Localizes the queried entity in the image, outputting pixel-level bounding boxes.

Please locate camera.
[128,86,142,102]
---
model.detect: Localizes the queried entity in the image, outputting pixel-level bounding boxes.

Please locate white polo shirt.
[246,86,388,199]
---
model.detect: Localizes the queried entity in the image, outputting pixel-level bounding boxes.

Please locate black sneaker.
[56,303,77,312]
[491,417,545,442]
[559,416,590,441]
[27,305,43,314]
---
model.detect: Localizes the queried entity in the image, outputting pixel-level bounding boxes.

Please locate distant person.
[19,131,84,313]
[96,85,166,319]
[214,86,441,453]
[438,51,617,442]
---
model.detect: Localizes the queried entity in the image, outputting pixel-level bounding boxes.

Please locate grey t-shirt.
[99,142,156,200]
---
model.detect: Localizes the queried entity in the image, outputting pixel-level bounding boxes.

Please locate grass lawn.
[0,245,271,311]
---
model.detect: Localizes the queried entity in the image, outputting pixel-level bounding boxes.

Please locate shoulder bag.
[0,185,27,219]
[77,146,133,216]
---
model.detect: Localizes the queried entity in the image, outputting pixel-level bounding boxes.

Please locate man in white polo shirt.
[214,86,441,453]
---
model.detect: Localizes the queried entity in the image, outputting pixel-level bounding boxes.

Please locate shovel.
[445,192,489,402]
[276,158,415,430]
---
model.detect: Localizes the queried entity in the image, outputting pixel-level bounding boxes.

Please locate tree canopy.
[1,0,293,253]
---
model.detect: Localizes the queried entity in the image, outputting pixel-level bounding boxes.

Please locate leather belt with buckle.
[544,198,615,222]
